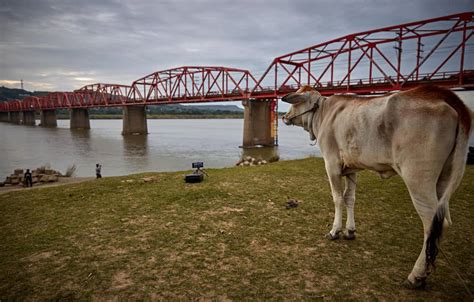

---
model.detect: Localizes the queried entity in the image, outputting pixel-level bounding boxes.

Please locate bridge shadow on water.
[122,134,149,157]
[70,128,92,156]
[70,128,91,139]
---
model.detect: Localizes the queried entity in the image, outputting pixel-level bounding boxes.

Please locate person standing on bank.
[96,164,102,179]
[24,169,33,187]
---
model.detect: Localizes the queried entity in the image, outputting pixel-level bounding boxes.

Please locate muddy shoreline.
[0,177,94,195]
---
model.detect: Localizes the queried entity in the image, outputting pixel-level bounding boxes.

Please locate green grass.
[0,158,473,300]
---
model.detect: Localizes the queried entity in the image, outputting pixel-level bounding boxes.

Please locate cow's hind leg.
[401,169,440,289]
[343,173,357,240]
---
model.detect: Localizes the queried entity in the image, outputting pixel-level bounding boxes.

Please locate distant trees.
[0,86,48,102]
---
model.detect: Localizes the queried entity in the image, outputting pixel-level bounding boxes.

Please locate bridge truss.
[128,66,259,104]
[251,12,474,97]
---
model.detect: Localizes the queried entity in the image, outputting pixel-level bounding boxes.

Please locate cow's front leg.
[343,173,357,240]
[325,163,344,240]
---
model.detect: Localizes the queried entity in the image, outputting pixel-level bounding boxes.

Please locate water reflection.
[70,128,91,139]
[121,135,152,173]
[70,129,92,156]
[123,134,149,157]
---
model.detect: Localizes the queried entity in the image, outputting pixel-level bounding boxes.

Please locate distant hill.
[146,104,243,115]
[0,86,48,102]
[184,104,243,112]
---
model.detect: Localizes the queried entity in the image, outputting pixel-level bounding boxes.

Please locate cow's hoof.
[343,230,356,240]
[402,277,426,290]
[325,231,341,240]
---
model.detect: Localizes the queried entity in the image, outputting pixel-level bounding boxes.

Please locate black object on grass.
[286,199,299,209]
[185,162,208,183]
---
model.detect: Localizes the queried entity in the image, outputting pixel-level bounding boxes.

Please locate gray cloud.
[0,0,472,91]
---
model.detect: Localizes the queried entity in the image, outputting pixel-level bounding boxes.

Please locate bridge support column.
[70,108,90,129]
[40,110,57,127]
[0,112,9,122]
[242,99,274,147]
[22,111,36,125]
[122,105,148,135]
[9,111,21,124]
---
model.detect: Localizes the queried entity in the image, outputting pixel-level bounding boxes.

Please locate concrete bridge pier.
[0,112,9,122]
[70,108,90,129]
[40,110,57,127]
[122,105,148,135]
[22,111,36,126]
[9,111,21,124]
[242,99,275,147]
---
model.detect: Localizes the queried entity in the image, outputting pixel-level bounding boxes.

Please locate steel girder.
[250,12,474,97]
[128,66,259,104]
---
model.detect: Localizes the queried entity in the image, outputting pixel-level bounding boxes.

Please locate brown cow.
[282,85,473,288]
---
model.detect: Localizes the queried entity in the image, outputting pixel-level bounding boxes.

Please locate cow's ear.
[282,93,309,104]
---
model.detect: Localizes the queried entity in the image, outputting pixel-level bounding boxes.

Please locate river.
[0,119,320,177]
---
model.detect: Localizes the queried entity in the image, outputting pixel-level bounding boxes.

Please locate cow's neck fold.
[305,96,325,141]
[305,110,316,141]
[311,96,327,141]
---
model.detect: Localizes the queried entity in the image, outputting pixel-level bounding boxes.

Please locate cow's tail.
[425,201,446,270]
[425,104,472,270]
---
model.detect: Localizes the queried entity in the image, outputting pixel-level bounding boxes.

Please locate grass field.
[0,157,472,300]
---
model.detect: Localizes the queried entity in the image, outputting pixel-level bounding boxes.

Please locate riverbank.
[0,176,94,195]
[0,157,472,300]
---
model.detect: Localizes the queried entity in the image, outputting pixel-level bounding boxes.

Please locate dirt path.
[0,177,95,195]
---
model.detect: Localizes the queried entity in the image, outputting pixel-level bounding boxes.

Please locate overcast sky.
[0,0,472,94]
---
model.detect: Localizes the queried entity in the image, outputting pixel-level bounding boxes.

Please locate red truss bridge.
[0,12,473,111]
[128,66,259,104]
[251,11,474,98]
[74,84,134,107]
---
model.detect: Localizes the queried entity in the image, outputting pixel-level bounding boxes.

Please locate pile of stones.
[0,168,63,187]
[236,156,268,167]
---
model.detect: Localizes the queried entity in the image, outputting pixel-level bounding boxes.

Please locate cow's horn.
[282,93,308,104]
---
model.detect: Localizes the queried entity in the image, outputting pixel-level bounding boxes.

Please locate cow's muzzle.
[282,114,292,125]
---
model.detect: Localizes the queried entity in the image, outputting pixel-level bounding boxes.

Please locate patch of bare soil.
[112,271,134,290]
[27,250,59,262]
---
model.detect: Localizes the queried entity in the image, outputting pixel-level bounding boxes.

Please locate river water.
[1,92,473,178]
[0,119,320,177]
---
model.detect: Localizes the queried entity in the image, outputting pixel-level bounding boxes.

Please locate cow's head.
[282,86,322,140]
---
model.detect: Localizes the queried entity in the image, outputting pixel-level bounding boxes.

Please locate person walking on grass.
[96,163,102,179]
[24,169,33,187]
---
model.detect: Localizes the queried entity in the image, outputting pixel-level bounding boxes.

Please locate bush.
[64,164,77,177]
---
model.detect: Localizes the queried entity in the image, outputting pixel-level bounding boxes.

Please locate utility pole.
[21,79,24,90]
